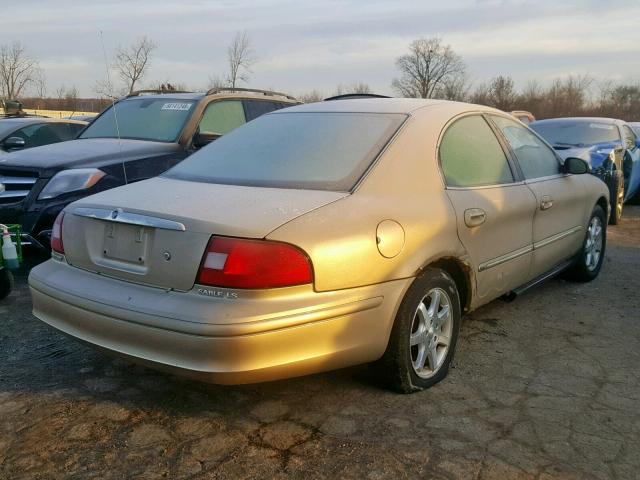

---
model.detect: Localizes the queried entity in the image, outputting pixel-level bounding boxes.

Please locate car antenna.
[99,30,127,185]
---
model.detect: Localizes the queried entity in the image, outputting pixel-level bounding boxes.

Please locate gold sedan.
[28,99,609,392]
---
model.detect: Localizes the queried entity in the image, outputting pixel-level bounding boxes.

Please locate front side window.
[491,115,560,179]
[15,123,65,147]
[165,112,406,191]
[439,115,514,187]
[198,100,246,135]
[80,98,196,142]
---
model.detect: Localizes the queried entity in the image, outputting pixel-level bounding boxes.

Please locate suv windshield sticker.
[161,103,192,111]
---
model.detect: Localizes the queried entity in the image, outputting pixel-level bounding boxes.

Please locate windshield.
[530,121,620,147]
[80,98,196,142]
[165,112,406,191]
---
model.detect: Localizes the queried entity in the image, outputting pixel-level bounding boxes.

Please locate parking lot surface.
[1,207,639,480]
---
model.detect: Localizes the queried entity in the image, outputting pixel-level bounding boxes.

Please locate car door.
[439,114,537,304]
[489,115,588,279]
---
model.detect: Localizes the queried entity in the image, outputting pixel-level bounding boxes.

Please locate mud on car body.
[0,88,298,250]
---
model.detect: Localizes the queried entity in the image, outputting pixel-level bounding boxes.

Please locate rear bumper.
[29,260,411,384]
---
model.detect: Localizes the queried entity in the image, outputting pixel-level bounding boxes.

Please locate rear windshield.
[80,98,196,142]
[164,112,406,191]
[530,121,620,147]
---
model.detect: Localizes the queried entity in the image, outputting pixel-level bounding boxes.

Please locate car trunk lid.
[62,176,347,291]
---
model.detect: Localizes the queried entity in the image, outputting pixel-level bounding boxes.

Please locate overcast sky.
[3,0,640,98]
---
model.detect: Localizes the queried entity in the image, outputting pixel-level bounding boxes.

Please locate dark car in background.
[530,117,640,224]
[0,88,299,250]
[0,117,87,154]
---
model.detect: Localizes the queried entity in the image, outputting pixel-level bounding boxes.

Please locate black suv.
[0,88,299,249]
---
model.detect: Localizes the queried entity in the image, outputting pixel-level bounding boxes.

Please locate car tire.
[608,171,624,225]
[566,205,607,283]
[0,269,14,300]
[379,268,461,393]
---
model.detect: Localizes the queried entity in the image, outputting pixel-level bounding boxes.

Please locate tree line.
[2,35,639,121]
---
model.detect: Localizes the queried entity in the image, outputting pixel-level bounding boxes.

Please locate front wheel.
[379,268,461,393]
[566,205,607,282]
[0,268,14,300]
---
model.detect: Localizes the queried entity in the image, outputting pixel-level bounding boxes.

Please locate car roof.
[532,117,624,126]
[120,91,299,103]
[121,92,206,101]
[0,117,87,126]
[271,98,503,116]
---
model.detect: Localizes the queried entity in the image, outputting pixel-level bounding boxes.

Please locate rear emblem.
[111,209,119,219]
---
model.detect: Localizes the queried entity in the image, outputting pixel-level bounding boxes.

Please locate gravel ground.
[1,207,639,480]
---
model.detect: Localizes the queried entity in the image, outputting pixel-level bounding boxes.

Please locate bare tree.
[544,75,593,118]
[65,85,79,112]
[334,82,372,96]
[32,67,47,99]
[470,82,491,106]
[517,80,544,117]
[392,37,466,99]
[226,31,255,88]
[114,36,157,95]
[0,42,39,99]
[207,75,227,91]
[439,71,470,101]
[488,75,517,111]
[298,89,324,103]
[55,85,66,101]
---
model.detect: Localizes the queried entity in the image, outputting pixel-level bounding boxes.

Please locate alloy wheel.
[409,288,453,378]
[585,216,603,271]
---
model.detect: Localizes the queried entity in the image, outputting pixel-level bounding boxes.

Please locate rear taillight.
[197,236,313,289]
[51,211,65,254]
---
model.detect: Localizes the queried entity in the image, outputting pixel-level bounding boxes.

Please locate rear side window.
[243,100,279,121]
[440,115,514,187]
[49,123,81,141]
[199,100,246,135]
[67,123,86,138]
[491,115,560,179]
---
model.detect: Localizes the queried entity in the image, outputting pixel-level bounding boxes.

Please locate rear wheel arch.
[596,196,609,219]
[420,257,473,314]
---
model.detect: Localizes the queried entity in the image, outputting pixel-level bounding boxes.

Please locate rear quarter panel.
[267,111,469,293]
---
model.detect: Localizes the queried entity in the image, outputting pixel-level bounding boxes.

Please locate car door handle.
[540,196,554,210]
[464,208,486,227]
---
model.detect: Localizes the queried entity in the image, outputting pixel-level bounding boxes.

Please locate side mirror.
[562,157,590,175]
[3,137,26,150]
[192,131,220,149]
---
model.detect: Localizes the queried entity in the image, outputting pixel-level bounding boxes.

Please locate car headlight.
[38,168,106,200]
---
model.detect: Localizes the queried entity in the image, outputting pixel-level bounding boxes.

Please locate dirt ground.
[1,207,639,480]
